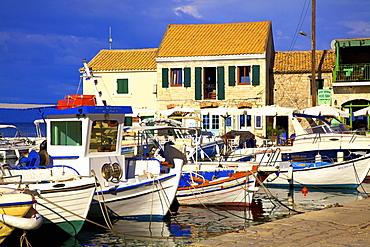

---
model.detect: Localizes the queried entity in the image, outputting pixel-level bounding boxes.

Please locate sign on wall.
[318,89,332,105]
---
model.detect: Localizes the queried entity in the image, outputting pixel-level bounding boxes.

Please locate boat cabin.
[44,106,132,181]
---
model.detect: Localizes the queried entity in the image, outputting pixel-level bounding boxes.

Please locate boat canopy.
[44,105,133,116]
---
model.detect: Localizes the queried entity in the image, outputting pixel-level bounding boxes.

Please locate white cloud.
[341,21,370,36]
[174,5,203,19]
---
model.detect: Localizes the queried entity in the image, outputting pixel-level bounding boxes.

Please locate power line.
[288,0,310,51]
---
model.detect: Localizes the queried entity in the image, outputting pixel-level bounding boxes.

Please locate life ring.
[107,120,118,127]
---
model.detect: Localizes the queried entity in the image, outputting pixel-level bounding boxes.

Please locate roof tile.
[273,50,335,73]
[157,22,271,57]
[87,48,158,71]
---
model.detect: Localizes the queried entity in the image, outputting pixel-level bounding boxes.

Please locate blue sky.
[1,0,369,106]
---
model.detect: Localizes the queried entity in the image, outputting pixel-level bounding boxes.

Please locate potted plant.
[267,124,285,145]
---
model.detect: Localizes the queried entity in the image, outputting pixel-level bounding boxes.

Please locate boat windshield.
[330,123,350,133]
[89,120,118,153]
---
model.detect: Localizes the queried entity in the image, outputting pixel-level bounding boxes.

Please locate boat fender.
[287,166,293,180]
[0,212,43,230]
[266,172,280,182]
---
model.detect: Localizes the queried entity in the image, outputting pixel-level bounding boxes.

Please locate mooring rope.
[252,172,304,214]
[20,230,32,247]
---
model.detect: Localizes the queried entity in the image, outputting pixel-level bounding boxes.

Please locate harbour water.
[2,122,370,246]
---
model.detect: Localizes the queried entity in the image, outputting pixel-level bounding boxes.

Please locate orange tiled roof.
[273,50,335,73]
[157,22,271,57]
[87,48,158,71]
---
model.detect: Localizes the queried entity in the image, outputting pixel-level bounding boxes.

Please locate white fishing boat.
[0,168,96,237]
[0,187,42,244]
[177,162,278,206]
[227,112,370,163]
[177,169,259,206]
[40,105,183,220]
[264,154,370,188]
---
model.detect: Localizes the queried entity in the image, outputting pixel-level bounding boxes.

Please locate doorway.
[203,67,216,100]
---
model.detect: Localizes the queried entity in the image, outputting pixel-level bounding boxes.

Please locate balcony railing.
[334,64,370,82]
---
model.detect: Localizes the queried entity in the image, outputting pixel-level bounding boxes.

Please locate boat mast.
[82,60,105,106]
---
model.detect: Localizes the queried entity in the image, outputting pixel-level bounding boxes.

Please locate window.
[51,121,82,146]
[237,66,251,85]
[203,115,210,129]
[202,115,220,136]
[225,116,232,127]
[89,120,118,153]
[117,79,129,94]
[211,115,220,129]
[239,115,252,129]
[170,68,182,86]
[255,116,262,129]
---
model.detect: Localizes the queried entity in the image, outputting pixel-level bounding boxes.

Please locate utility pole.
[311,0,317,106]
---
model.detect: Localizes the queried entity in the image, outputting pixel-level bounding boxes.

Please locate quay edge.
[190,197,370,246]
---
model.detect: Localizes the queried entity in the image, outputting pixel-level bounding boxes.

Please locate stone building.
[273,50,335,109]
[155,22,275,135]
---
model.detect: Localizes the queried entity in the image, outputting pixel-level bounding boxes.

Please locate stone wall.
[273,72,333,110]
[156,58,269,110]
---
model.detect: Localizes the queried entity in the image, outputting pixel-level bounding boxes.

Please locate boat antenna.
[109,27,113,50]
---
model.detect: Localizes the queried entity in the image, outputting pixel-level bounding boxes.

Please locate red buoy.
[302,187,309,196]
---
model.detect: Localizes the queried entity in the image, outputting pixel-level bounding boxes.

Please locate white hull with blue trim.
[177,170,259,206]
[264,154,370,188]
[89,157,183,219]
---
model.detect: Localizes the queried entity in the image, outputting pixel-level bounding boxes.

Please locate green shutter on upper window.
[252,65,260,86]
[117,79,129,94]
[195,67,202,100]
[217,66,225,100]
[162,68,169,88]
[228,66,235,86]
[184,67,191,87]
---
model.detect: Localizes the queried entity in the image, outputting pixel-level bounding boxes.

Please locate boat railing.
[257,147,282,167]
[0,173,23,185]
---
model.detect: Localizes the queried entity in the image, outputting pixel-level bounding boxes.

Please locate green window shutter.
[228,66,235,86]
[184,67,191,87]
[217,66,225,100]
[252,65,260,86]
[117,79,129,94]
[195,67,202,100]
[125,116,133,126]
[162,68,169,88]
